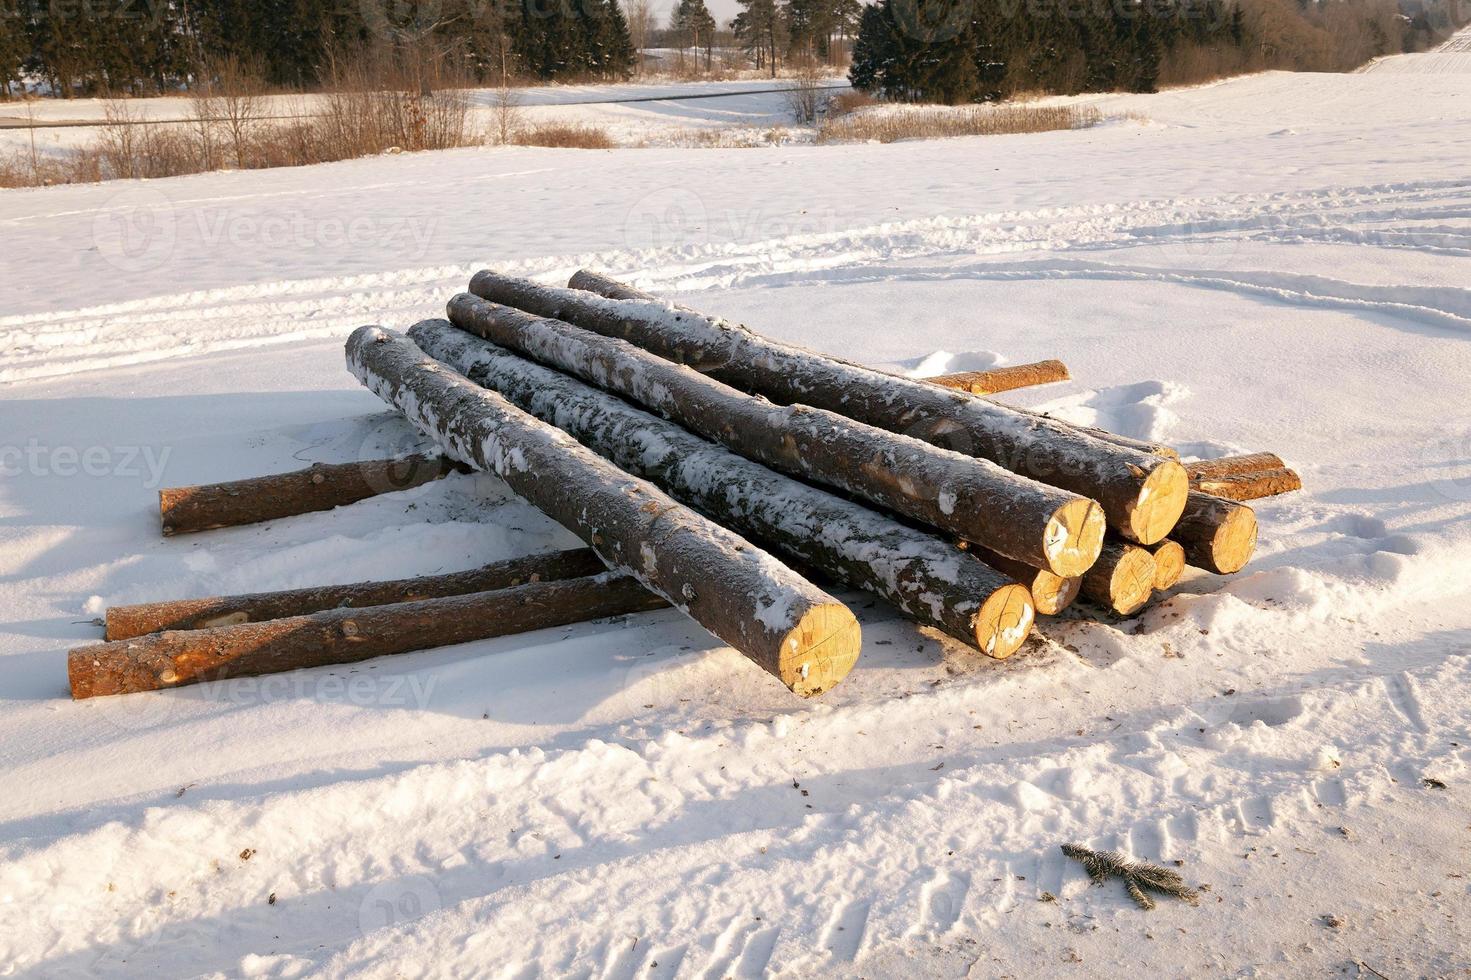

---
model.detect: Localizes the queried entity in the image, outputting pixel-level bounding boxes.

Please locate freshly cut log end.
[1193,468,1302,502]
[963,544,1080,616]
[1184,452,1285,481]
[928,360,1071,395]
[1124,460,1190,546]
[780,604,864,697]
[1081,542,1157,616]
[1148,540,1187,591]
[974,583,1035,659]
[1174,492,1258,575]
[1045,498,1108,578]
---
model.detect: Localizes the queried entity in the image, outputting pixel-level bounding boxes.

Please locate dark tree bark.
[410,320,1036,659]
[446,294,1104,577]
[347,327,861,697]
[105,548,608,640]
[1172,492,1258,575]
[471,270,1188,544]
[159,454,465,535]
[71,573,669,699]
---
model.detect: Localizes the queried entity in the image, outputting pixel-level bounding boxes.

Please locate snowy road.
[2,55,1471,979]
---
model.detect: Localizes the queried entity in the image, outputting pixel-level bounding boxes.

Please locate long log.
[1192,468,1302,502]
[409,320,1036,658]
[964,544,1081,616]
[475,270,1187,544]
[1184,453,1285,480]
[927,360,1071,395]
[70,573,669,699]
[446,294,1104,577]
[347,327,860,697]
[1172,492,1258,575]
[1080,541,1157,616]
[104,548,609,640]
[158,454,464,536]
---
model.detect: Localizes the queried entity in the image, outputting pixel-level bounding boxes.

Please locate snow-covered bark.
[446,292,1104,577]
[409,319,1036,659]
[345,326,860,697]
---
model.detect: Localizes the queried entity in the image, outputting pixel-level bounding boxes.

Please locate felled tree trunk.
[964,544,1081,616]
[1172,492,1258,575]
[410,320,1036,659]
[1192,468,1302,501]
[347,327,860,697]
[159,454,464,535]
[104,548,608,640]
[71,574,668,699]
[474,270,1187,544]
[1145,539,1186,590]
[927,360,1071,395]
[446,294,1104,577]
[1080,541,1157,616]
[1184,453,1285,480]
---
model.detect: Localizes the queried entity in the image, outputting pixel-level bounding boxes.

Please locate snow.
[4,32,1471,977]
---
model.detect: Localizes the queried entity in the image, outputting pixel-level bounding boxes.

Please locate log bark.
[410,320,1036,659]
[446,294,1104,577]
[1192,468,1302,502]
[1184,452,1285,480]
[476,270,1187,544]
[71,573,668,699]
[927,360,1071,395]
[1173,492,1258,575]
[1080,541,1157,616]
[159,454,464,536]
[347,327,860,697]
[104,548,609,640]
[964,544,1080,616]
[1146,539,1186,590]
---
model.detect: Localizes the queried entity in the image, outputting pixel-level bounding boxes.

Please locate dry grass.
[817,103,1103,144]
[827,90,877,117]
[511,123,616,149]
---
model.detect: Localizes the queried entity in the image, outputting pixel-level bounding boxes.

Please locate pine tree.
[672,0,716,70]
[733,0,784,76]
[0,4,29,97]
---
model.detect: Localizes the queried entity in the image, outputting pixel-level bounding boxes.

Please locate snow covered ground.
[3,32,1471,980]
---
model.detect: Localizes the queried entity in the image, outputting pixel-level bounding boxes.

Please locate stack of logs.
[68,272,1302,702]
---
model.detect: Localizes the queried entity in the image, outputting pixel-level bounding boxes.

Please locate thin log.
[410,320,1036,658]
[104,548,608,640]
[1080,541,1157,616]
[1173,492,1258,575]
[1146,539,1186,590]
[347,327,860,697]
[446,294,1104,577]
[1193,468,1302,502]
[159,454,464,536]
[927,360,1071,395]
[964,544,1081,616]
[71,573,668,699]
[479,270,1187,543]
[1184,453,1286,480]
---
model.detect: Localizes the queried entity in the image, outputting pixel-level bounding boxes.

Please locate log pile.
[69,269,1306,703]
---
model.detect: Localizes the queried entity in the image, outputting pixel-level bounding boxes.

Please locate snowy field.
[3,29,1471,980]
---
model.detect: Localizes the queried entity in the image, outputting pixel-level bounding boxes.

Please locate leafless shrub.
[491,87,525,145]
[783,58,830,124]
[826,89,876,117]
[817,103,1102,144]
[511,123,616,149]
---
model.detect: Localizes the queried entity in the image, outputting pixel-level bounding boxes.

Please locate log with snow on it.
[408,319,1037,659]
[158,453,465,535]
[346,327,860,698]
[568,271,1184,464]
[70,573,668,699]
[963,544,1081,617]
[475,269,1188,544]
[103,548,610,640]
[1172,492,1259,575]
[927,360,1071,396]
[1080,541,1158,616]
[445,293,1105,578]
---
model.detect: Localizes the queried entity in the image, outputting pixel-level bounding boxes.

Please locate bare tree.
[215,54,266,169]
[623,0,654,76]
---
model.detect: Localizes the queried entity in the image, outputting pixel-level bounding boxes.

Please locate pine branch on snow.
[1061,843,1200,910]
